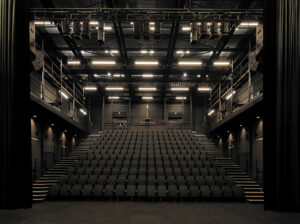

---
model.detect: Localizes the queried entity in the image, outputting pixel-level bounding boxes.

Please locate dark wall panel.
[89,96,102,132]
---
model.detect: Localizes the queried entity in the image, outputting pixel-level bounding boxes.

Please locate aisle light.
[198,87,211,92]
[208,109,215,116]
[178,61,202,66]
[92,60,116,65]
[142,96,154,100]
[170,87,189,91]
[213,61,231,66]
[59,90,69,99]
[176,97,187,100]
[139,87,157,91]
[84,86,97,91]
[135,60,159,65]
[67,60,81,65]
[226,90,236,100]
[105,87,124,91]
[80,108,87,116]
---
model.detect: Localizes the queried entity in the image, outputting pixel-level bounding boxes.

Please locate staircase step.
[32,186,49,190]
[236,184,261,187]
[245,195,264,198]
[33,190,49,194]
[33,198,46,202]
[247,199,264,203]
[244,191,264,194]
[243,187,264,191]
[235,180,257,184]
[35,180,58,183]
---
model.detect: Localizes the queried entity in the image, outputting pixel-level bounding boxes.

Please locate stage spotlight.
[134,21,142,39]
[154,22,161,39]
[97,20,105,45]
[200,22,209,39]
[143,22,149,39]
[61,20,70,35]
[220,22,229,37]
[73,21,81,38]
[82,20,91,39]
[209,22,219,39]
[190,22,198,45]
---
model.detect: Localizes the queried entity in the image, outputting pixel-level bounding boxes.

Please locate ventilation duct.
[97,20,105,45]
[82,20,91,39]
[154,22,161,39]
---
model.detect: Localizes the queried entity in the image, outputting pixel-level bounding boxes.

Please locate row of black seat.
[60,174,232,186]
[49,183,244,200]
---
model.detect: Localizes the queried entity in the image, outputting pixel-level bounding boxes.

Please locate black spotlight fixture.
[134,21,142,39]
[72,21,81,39]
[82,20,91,40]
[97,19,105,45]
[154,21,161,39]
[220,22,229,37]
[190,22,198,45]
[61,20,70,35]
[200,22,209,39]
[143,22,149,39]
[209,22,219,39]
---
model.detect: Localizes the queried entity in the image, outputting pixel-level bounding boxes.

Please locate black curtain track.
[264,0,300,211]
[0,0,32,209]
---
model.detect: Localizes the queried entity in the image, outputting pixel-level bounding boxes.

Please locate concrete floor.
[1,201,300,224]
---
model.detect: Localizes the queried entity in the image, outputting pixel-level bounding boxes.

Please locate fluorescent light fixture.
[240,22,259,27]
[178,61,202,66]
[110,50,119,54]
[139,87,157,91]
[80,108,87,116]
[183,72,187,77]
[176,50,184,54]
[142,74,154,78]
[104,26,112,30]
[84,86,97,91]
[170,87,189,91]
[149,50,154,54]
[108,96,120,99]
[197,74,201,78]
[105,87,124,91]
[59,90,69,99]
[150,27,155,31]
[130,21,134,25]
[141,50,148,54]
[198,87,211,92]
[142,96,153,100]
[33,115,37,118]
[67,60,81,65]
[113,74,125,78]
[92,60,116,65]
[135,60,159,65]
[226,90,236,100]
[186,50,190,54]
[34,21,52,25]
[149,22,155,25]
[176,97,187,100]
[213,61,231,66]
[182,26,191,31]
[208,109,215,116]
[89,21,99,25]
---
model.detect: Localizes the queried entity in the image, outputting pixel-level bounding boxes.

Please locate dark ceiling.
[31,0,263,102]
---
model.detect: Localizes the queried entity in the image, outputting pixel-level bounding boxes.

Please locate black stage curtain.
[264,0,300,211]
[0,0,32,209]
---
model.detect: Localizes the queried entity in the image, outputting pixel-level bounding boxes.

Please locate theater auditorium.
[1,0,300,223]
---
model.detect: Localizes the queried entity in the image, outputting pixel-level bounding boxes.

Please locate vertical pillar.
[163,98,167,123]
[190,95,193,130]
[128,99,131,124]
[101,95,105,130]
[0,0,32,209]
